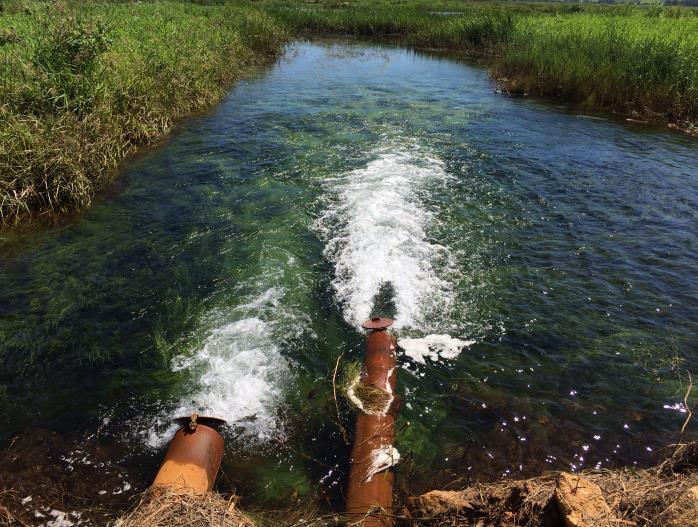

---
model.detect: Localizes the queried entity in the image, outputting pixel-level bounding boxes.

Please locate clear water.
[1,41,697,512]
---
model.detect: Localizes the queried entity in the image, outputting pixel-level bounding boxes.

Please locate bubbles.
[314,141,454,331]
[146,286,294,447]
[400,334,475,364]
[170,309,288,438]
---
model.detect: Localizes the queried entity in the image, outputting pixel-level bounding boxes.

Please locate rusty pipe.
[152,414,225,493]
[346,317,398,527]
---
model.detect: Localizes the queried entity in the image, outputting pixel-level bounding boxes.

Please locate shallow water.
[1,41,697,513]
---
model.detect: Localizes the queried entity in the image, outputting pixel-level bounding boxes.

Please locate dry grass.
[1,440,696,526]
[114,490,356,527]
[350,377,393,414]
[404,441,698,527]
[342,360,393,415]
[589,442,698,527]
[114,489,255,527]
[0,489,23,526]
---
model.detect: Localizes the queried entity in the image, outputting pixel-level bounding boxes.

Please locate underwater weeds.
[2,0,698,227]
[270,0,698,126]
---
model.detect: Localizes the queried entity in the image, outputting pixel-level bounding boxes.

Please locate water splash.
[171,312,286,435]
[400,334,475,364]
[146,286,292,447]
[315,141,454,330]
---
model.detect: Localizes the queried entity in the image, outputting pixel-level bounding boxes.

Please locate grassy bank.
[497,12,698,124]
[1,1,697,225]
[0,1,287,225]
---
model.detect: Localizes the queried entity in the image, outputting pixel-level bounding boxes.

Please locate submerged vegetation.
[1,0,698,225]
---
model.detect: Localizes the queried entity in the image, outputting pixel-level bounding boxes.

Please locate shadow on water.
[370,281,398,320]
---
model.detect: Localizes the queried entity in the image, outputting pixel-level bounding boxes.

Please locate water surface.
[1,41,697,514]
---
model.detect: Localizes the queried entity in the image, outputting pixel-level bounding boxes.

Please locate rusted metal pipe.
[346,317,398,527]
[152,414,225,493]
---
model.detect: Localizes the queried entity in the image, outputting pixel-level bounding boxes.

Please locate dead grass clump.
[0,489,21,526]
[115,489,255,527]
[404,478,557,527]
[588,441,698,527]
[352,378,393,414]
[342,361,393,415]
[588,468,698,527]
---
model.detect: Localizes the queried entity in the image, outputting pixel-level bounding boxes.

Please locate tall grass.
[269,6,515,51]
[0,1,287,225]
[496,14,698,120]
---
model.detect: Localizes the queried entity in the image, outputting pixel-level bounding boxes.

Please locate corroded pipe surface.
[152,417,225,493]
[346,322,398,527]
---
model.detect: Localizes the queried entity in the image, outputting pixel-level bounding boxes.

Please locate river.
[1,41,696,517]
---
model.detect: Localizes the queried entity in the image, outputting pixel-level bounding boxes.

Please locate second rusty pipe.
[346,318,398,527]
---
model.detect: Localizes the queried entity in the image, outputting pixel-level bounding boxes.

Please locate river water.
[1,41,697,515]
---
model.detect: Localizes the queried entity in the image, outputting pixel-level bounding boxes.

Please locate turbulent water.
[314,141,454,330]
[1,41,697,512]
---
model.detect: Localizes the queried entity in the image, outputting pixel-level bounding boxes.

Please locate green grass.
[1,0,697,226]
[267,4,516,50]
[496,13,698,120]
[0,1,287,225]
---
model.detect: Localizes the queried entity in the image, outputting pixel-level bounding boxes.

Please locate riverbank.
[0,1,287,226]
[402,443,698,527]
[5,441,692,526]
[129,443,698,527]
[2,1,698,227]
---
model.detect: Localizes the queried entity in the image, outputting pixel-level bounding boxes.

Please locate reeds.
[270,5,515,51]
[495,13,698,122]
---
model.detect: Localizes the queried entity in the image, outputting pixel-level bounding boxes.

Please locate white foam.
[400,334,475,364]
[315,142,454,330]
[364,445,400,482]
[145,287,291,448]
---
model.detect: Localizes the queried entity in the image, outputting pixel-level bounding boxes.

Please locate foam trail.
[315,142,454,330]
[147,287,290,447]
